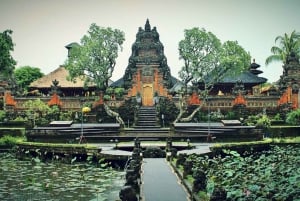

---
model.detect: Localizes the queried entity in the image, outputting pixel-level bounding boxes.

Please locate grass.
[17,141,98,149]
[211,136,300,149]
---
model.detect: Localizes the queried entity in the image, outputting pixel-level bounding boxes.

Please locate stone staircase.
[125,106,170,136]
[136,106,158,128]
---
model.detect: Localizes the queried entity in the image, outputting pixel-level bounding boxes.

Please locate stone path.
[141,158,190,201]
[93,142,213,200]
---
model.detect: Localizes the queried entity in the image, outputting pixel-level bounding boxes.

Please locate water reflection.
[0,153,124,201]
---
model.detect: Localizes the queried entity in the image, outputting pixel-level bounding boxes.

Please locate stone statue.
[119,185,138,201]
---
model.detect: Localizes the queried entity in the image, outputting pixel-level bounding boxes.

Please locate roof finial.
[145,19,151,32]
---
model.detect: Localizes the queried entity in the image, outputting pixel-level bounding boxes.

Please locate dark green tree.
[0,30,16,77]
[175,28,250,123]
[265,30,300,65]
[14,66,44,91]
[65,23,125,125]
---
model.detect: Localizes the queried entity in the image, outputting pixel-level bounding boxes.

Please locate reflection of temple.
[3,19,300,117]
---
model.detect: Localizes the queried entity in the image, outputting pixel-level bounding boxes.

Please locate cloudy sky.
[0,0,299,83]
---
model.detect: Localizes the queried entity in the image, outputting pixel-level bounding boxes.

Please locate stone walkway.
[177,143,213,155]
[93,142,213,200]
[141,158,190,201]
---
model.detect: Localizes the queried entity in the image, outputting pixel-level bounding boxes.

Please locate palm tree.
[265,30,300,65]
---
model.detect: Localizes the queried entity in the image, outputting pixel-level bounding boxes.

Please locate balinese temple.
[111,19,180,106]
[3,19,300,116]
[198,59,268,96]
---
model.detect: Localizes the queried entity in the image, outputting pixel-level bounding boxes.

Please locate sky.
[0,0,299,83]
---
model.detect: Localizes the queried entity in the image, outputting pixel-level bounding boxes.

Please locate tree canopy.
[0,30,16,78]
[14,66,44,91]
[178,28,222,89]
[65,23,125,91]
[178,28,250,91]
[265,30,300,65]
[65,23,125,125]
[175,27,251,123]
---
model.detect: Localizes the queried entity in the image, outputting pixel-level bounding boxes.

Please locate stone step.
[137,119,157,122]
[136,106,159,128]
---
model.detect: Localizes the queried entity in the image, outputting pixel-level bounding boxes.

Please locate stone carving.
[192,169,207,193]
[119,185,138,201]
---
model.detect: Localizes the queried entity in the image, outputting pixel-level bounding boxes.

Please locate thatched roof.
[30,66,92,88]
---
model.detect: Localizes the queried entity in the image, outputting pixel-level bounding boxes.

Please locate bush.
[286,109,300,125]
[0,135,24,146]
[0,110,6,122]
[256,115,271,128]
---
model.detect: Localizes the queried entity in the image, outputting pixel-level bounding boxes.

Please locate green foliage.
[46,105,60,121]
[65,23,125,91]
[59,111,73,121]
[0,110,6,122]
[23,99,51,126]
[286,109,300,125]
[178,28,250,91]
[266,30,300,65]
[0,30,16,77]
[0,135,24,146]
[256,114,271,128]
[245,114,271,128]
[273,113,282,121]
[114,87,125,99]
[157,97,179,126]
[183,145,300,200]
[105,87,114,95]
[221,40,251,78]
[105,87,125,99]
[224,111,237,120]
[178,27,222,88]
[118,98,136,125]
[103,94,111,101]
[14,66,44,91]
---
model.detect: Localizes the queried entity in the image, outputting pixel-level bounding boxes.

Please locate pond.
[0,153,124,201]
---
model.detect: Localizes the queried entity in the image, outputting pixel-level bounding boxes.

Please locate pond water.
[0,153,124,201]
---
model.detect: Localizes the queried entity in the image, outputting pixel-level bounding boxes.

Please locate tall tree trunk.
[103,103,125,126]
[180,104,203,122]
[173,94,206,124]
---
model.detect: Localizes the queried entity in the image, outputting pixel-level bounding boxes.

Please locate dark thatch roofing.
[220,71,267,84]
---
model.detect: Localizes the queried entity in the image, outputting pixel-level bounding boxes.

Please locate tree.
[178,28,222,92]
[23,99,50,126]
[14,66,44,91]
[65,23,125,125]
[174,28,250,123]
[265,30,300,65]
[0,30,16,77]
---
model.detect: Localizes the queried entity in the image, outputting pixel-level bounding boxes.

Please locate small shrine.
[278,52,300,109]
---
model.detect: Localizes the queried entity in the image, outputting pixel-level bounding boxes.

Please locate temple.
[111,19,179,106]
[2,19,300,118]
